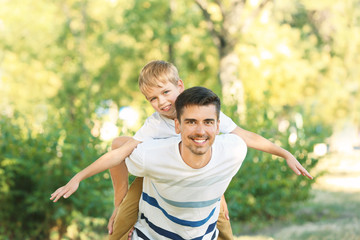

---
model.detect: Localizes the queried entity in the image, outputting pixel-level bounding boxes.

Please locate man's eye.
[205,121,214,125]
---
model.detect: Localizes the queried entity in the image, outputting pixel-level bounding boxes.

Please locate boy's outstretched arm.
[50,139,139,203]
[232,126,313,179]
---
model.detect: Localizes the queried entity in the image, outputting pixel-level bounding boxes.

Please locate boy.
[105,61,312,240]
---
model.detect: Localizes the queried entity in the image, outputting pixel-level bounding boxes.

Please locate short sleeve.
[219,111,237,134]
[125,144,147,177]
[133,117,156,142]
[133,114,160,142]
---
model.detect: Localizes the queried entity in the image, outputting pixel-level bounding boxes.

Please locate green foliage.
[224,95,331,227]
[0,113,112,239]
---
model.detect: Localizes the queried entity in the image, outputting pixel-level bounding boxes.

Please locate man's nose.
[194,124,205,135]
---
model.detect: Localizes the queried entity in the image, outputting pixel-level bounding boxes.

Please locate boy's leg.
[217,197,234,240]
[109,177,143,240]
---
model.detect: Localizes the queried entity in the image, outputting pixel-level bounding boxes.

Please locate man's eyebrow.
[204,118,216,122]
[183,118,197,122]
[183,118,216,122]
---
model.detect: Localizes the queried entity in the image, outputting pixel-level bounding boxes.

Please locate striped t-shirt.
[125,134,247,239]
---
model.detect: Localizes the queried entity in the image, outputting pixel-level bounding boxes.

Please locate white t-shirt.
[133,111,237,142]
[126,134,247,240]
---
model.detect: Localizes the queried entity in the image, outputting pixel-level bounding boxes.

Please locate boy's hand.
[50,178,80,202]
[107,206,119,235]
[286,155,313,180]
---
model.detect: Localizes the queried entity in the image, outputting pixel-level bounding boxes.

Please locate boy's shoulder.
[136,136,180,152]
[134,112,177,142]
[145,112,174,124]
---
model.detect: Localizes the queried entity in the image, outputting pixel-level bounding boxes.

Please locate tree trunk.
[194,0,272,120]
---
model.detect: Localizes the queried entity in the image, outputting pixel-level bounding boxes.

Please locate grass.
[232,150,360,240]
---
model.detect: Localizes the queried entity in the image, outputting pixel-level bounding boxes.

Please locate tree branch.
[194,0,222,48]
[241,0,273,32]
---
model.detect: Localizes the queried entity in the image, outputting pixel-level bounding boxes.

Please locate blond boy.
[106,61,312,240]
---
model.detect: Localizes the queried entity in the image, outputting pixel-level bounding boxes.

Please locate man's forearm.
[109,137,141,206]
[110,162,129,206]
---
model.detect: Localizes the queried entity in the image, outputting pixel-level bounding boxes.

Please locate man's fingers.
[108,208,118,235]
[108,222,113,235]
[107,216,114,234]
[128,227,135,240]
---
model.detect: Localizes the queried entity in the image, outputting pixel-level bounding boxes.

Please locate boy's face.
[144,80,184,119]
[175,104,220,157]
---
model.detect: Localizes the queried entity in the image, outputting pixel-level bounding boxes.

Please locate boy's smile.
[144,80,184,119]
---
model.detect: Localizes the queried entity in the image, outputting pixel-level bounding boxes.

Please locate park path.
[234,149,360,240]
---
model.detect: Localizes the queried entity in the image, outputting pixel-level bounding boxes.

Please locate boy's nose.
[158,96,166,105]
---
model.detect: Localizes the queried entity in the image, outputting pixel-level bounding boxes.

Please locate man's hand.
[286,155,313,180]
[50,177,80,202]
[220,195,230,220]
[128,227,134,240]
[107,206,119,235]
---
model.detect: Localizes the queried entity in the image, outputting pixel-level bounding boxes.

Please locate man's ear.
[216,119,220,135]
[175,118,181,134]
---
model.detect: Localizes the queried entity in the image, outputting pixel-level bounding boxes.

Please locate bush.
[224,99,331,226]
[0,113,113,239]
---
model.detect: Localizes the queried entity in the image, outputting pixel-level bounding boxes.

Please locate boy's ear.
[175,118,181,134]
[177,79,185,92]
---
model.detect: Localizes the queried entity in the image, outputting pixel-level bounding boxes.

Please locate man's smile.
[190,136,209,145]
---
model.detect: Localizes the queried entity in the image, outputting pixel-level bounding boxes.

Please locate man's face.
[143,80,184,120]
[175,104,220,156]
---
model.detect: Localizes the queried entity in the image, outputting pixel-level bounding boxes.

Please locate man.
[124,86,247,238]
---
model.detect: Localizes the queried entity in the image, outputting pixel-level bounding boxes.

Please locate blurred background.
[0,0,359,239]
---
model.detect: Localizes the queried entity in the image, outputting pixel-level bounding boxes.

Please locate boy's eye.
[164,90,170,95]
[149,97,156,102]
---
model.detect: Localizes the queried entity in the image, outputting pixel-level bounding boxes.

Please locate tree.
[193,0,273,119]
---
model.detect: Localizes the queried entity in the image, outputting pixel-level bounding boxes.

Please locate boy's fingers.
[298,165,313,180]
[50,187,69,202]
[50,187,64,200]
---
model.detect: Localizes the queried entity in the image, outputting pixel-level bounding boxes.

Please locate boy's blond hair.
[138,60,180,95]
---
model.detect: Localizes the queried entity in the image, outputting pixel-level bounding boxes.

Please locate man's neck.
[178,142,212,169]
